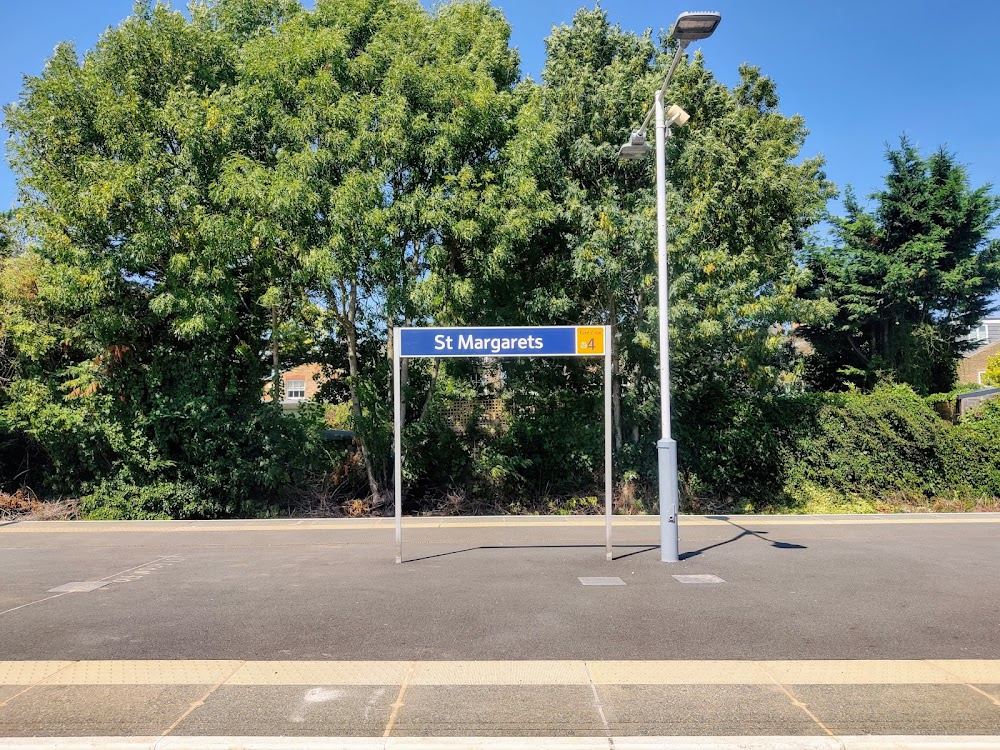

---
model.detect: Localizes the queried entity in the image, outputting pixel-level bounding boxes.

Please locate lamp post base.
[657,438,680,562]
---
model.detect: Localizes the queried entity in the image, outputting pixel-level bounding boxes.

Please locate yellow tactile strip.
[3,514,1000,533]
[759,660,964,685]
[409,661,591,686]
[38,660,244,685]
[2,660,1000,686]
[929,660,1000,684]
[228,661,410,685]
[0,662,73,685]
[588,660,770,685]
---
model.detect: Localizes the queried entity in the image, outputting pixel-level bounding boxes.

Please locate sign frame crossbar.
[392,325,613,564]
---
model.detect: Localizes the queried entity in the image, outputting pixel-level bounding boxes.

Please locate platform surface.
[1,514,999,746]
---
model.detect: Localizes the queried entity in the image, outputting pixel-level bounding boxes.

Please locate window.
[285,379,306,400]
[979,372,987,385]
[966,324,989,342]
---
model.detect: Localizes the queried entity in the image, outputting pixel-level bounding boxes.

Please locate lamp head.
[618,131,650,160]
[666,104,690,127]
[671,11,722,42]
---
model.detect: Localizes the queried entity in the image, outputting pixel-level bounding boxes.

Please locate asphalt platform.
[0,514,999,748]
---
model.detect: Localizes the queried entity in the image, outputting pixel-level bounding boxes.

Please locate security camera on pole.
[618,11,721,562]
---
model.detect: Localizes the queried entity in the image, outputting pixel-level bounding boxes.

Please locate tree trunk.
[420,357,441,421]
[342,282,381,501]
[271,304,281,409]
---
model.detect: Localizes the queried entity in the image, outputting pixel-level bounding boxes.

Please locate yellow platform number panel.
[575,327,606,356]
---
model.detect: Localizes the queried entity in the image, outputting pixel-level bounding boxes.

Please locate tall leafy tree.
[2,0,317,512]
[529,8,660,453]
[207,0,526,500]
[801,137,1000,394]
[0,210,20,408]
[0,211,13,256]
[504,8,833,489]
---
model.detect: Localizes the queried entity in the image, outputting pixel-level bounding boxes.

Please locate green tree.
[0,211,12,256]
[530,8,660,454]
[212,0,525,500]
[801,137,1000,394]
[496,8,833,495]
[0,210,19,393]
[2,0,322,512]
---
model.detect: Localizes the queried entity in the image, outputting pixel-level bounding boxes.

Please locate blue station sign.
[400,326,606,358]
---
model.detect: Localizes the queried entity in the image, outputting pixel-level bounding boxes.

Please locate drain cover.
[579,577,626,586]
[47,581,112,593]
[672,574,726,584]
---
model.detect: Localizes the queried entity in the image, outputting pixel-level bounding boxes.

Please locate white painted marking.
[0,594,67,617]
[582,662,612,740]
[1,555,179,620]
[579,577,626,586]
[289,687,344,723]
[672,574,725,584]
[303,687,344,703]
[47,581,111,593]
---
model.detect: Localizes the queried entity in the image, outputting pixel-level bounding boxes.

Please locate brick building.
[262,363,327,411]
[957,319,1000,385]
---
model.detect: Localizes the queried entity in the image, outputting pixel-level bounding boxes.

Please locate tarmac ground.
[1,514,999,748]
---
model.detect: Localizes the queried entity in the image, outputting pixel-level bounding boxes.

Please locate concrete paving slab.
[391,686,604,736]
[763,660,961,685]
[975,684,1000,702]
[0,685,206,737]
[587,660,771,685]
[171,685,397,737]
[408,661,590,686]
[792,684,1000,735]
[0,687,26,704]
[597,684,819,736]
[227,661,408,686]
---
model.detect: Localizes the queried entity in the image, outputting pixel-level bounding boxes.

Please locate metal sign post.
[393,327,402,565]
[393,325,613,563]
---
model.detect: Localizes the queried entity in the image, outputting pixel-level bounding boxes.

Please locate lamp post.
[618,11,721,563]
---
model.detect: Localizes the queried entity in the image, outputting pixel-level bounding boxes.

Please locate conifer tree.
[801,137,1000,394]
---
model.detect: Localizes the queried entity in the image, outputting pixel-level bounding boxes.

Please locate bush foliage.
[390,380,1000,515]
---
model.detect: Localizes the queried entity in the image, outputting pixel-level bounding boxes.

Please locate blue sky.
[3,0,1000,228]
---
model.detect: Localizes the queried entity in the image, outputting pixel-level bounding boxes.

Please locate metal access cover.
[579,577,626,586]
[672,574,726,584]
[47,581,112,593]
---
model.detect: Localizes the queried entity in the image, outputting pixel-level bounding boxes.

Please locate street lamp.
[618,10,721,563]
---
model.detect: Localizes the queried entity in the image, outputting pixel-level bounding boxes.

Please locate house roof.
[956,387,1000,403]
[965,337,1000,361]
[964,319,1000,355]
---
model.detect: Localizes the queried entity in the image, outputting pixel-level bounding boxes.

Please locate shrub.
[2,372,337,518]
[80,480,207,520]
[676,391,821,509]
[784,384,951,504]
[946,400,1000,497]
[676,382,987,513]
